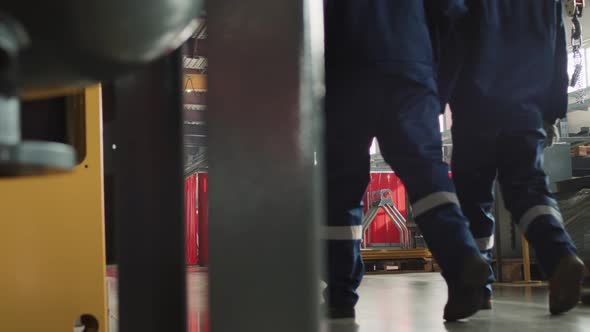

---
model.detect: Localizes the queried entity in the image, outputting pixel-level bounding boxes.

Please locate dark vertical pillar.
[207,0,325,331]
[114,49,187,332]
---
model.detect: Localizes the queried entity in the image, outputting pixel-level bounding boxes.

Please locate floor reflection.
[106,266,209,332]
[106,268,590,332]
[355,273,590,332]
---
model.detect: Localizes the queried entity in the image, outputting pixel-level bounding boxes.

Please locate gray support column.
[207,1,325,332]
[114,50,187,332]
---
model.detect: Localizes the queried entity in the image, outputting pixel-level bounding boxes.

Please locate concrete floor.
[106,270,590,332]
[351,273,590,332]
[106,267,210,332]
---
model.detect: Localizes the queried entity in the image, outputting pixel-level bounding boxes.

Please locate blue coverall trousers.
[323,0,481,309]
[436,0,578,296]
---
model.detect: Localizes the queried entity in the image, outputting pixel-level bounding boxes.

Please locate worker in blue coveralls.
[433,0,586,314]
[322,0,489,322]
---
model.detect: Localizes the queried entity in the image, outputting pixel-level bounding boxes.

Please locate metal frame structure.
[362,189,411,249]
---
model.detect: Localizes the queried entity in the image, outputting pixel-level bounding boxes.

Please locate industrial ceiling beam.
[184,134,207,146]
[183,123,206,136]
[183,38,207,58]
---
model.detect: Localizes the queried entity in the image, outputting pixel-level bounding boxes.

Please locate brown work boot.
[444,255,489,321]
[549,255,585,315]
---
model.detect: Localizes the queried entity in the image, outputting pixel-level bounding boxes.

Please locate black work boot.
[322,304,355,320]
[549,255,585,315]
[444,255,489,321]
[321,305,359,332]
[582,276,590,305]
[481,291,492,310]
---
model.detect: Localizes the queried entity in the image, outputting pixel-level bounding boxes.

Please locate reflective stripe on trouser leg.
[408,190,481,281]
[475,236,494,251]
[412,192,460,218]
[516,204,577,276]
[324,206,364,309]
[518,205,563,236]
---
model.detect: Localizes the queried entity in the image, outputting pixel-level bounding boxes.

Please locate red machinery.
[185,173,209,266]
[363,172,407,247]
[185,171,408,264]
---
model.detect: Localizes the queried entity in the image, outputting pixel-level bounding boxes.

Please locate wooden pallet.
[362,248,434,274]
[361,248,432,261]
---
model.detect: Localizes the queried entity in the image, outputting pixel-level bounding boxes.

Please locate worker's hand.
[544,120,560,148]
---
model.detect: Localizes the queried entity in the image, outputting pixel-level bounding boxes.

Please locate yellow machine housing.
[0,85,107,331]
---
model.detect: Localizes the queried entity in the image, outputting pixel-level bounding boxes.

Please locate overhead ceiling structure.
[183,18,208,74]
[183,18,208,174]
[566,3,590,111]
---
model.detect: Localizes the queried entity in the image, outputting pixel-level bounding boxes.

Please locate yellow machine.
[0,1,202,329]
[0,86,107,331]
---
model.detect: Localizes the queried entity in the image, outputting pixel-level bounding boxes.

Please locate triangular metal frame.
[362,189,411,249]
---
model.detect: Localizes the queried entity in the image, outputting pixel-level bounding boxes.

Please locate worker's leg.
[497,117,577,275]
[445,0,570,279]
[434,11,498,301]
[440,0,583,315]
[322,77,376,317]
[466,0,579,277]
[497,110,584,314]
[375,68,487,321]
[365,1,483,279]
[322,0,439,314]
[376,71,482,281]
[324,0,486,321]
[451,122,498,302]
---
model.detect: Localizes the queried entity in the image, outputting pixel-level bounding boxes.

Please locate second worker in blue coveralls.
[434,0,586,315]
[322,0,489,322]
